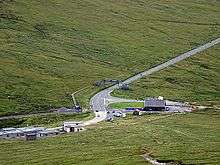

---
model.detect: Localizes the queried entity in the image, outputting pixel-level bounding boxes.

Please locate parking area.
[107,99,193,119]
[106,110,126,121]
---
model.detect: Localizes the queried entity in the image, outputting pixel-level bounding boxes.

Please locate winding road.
[0,38,219,123]
[85,37,220,125]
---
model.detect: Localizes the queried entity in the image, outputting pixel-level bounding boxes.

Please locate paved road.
[0,38,219,122]
[86,37,220,125]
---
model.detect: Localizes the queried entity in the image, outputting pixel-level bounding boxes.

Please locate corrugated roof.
[17,127,45,132]
[1,129,22,134]
[145,98,166,107]
[0,126,61,138]
[0,127,45,137]
[2,128,16,131]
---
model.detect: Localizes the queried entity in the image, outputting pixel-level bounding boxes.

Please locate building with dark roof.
[144,98,166,111]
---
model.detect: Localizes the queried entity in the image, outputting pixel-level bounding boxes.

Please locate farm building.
[0,127,45,139]
[0,121,84,140]
[0,128,23,138]
[63,121,84,133]
[38,129,59,137]
[17,127,45,134]
[144,98,166,111]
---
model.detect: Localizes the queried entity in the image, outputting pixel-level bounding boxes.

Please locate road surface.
[87,37,220,125]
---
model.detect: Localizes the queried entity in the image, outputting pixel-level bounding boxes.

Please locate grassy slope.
[0,1,220,164]
[0,0,220,116]
[113,45,220,106]
[0,109,219,165]
[0,112,93,128]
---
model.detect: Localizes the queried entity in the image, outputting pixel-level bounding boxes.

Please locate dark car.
[133,110,140,116]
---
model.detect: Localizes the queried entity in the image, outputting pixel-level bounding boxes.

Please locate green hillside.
[113,45,220,106]
[0,109,219,165]
[1,0,220,116]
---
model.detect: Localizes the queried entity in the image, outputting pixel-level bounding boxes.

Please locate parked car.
[114,113,121,117]
[122,113,126,118]
[133,110,141,116]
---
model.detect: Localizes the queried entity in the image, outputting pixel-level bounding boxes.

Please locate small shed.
[63,121,84,133]
[144,98,166,111]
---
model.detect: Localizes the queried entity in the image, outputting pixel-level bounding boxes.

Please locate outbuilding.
[144,98,166,111]
[0,127,45,139]
[17,127,45,135]
[0,128,23,138]
[63,121,84,133]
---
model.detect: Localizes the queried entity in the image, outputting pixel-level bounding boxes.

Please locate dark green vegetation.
[0,109,219,164]
[110,102,144,109]
[113,45,220,106]
[1,0,220,116]
[0,112,92,128]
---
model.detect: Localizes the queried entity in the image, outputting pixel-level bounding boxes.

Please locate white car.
[122,113,126,118]
[114,112,122,117]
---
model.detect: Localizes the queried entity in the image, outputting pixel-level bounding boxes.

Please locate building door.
[70,127,75,132]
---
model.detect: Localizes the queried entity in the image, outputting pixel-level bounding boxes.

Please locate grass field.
[1,0,220,116]
[0,109,219,165]
[110,102,144,109]
[113,45,220,107]
[0,1,220,164]
[0,112,93,128]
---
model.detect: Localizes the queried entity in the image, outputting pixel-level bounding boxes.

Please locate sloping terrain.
[113,45,220,106]
[0,1,220,164]
[0,109,219,165]
[0,0,220,116]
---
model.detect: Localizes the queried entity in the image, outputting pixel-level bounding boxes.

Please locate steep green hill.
[113,45,220,106]
[1,0,220,116]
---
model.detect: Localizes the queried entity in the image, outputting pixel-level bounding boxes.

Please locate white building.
[0,127,45,139]
[63,121,84,133]
[1,129,23,138]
